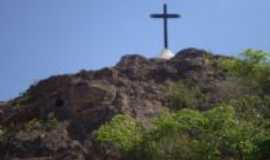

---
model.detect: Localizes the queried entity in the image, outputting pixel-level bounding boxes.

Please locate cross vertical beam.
[163,4,168,48]
[151,4,181,49]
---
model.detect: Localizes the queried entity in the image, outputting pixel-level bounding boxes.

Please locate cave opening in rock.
[55,98,64,107]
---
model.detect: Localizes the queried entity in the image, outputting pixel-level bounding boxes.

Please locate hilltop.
[0,48,269,160]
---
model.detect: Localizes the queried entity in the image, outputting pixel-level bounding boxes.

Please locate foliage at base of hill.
[96,105,270,160]
[96,49,270,160]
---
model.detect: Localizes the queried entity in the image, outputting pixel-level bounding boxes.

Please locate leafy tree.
[141,110,207,160]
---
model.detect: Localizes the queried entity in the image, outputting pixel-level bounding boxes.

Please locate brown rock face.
[0,48,238,159]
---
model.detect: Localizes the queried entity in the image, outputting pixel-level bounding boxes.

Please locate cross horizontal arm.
[151,14,181,19]
[150,14,164,18]
[166,14,181,18]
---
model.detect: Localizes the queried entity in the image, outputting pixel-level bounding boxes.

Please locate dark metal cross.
[151,4,181,49]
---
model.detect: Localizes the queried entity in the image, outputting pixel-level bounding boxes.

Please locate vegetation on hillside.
[96,49,270,160]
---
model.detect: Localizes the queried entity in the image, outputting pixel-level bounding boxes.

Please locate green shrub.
[153,109,207,133]
[166,81,207,110]
[252,138,270,160]
[142,109,208,160]
[12,94,33,108]
[0,126,6,142]
[24,113,59,132]
[227,95,270,123]
[96,114,143,152]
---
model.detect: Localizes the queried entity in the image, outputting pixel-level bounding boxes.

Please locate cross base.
[160,48,174,60]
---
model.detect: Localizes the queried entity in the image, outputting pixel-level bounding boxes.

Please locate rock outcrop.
[0,48,247,160]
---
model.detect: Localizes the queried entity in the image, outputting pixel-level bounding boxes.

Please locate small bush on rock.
[24,113,59,132]
[166,81,207,110]
[220,49,270,94]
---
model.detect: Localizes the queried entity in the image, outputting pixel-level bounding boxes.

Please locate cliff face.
[0,48,246,160]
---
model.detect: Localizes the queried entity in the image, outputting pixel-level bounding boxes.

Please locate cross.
[151,4,181,49]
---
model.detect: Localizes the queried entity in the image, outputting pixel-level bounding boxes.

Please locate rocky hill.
[0,48,267,160]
